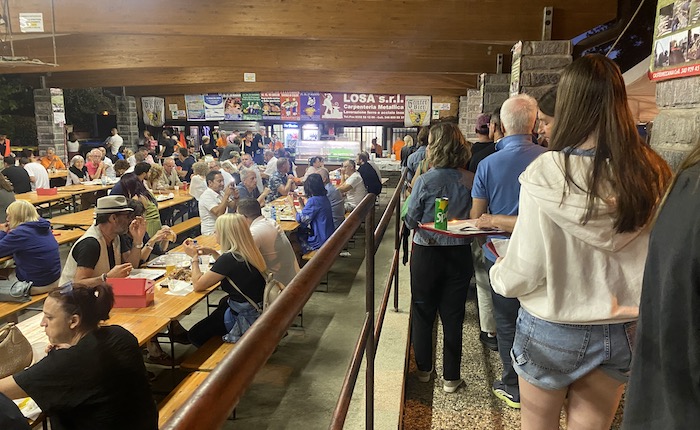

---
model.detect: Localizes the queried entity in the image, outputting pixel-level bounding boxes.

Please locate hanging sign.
[650,0,700,81]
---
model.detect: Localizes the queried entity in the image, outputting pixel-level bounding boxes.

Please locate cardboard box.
[37,187,58,195]
[110,278,155,308]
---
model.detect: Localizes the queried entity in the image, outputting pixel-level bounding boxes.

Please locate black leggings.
[188,296,229,347]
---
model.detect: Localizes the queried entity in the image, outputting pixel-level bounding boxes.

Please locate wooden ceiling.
[1,0,617,97]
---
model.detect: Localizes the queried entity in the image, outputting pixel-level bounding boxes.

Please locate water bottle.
[270,206,277,222]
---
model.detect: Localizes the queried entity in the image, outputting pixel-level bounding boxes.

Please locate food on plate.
[170,267,191,281]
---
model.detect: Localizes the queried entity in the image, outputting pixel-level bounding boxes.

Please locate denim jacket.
[405,167,473,246]
[222,298,261,343]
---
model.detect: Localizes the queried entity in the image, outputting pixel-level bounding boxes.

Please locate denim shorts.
[511,308,636,390]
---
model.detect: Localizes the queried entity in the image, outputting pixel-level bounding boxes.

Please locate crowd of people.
[402,53,697,429]
[3,53,695,428]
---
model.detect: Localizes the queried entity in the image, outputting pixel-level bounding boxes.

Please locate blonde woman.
[0,200,61,294]
[145,163,165,191]
[183,213,267,346]
[189,161,209,201]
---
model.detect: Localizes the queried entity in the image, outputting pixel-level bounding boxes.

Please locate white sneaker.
[443,378,464,393]
[339,251,351,257]
[416,368,433,382]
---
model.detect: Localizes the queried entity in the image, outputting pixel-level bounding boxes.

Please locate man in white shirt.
[237,198,299,285]
[198,170,239,235]
[207,160,234,187]
[20,152,50,190]
[106,128,123,157]
[240,153,264,193]
[337,159,367,212]
[262,150,277,179]
[98,147,116,179]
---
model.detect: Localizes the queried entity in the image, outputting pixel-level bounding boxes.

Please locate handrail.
[162,193,378,430]
[330,171,406,429]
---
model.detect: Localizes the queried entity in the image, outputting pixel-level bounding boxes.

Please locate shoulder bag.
[0,323,33,379]
[0,281,33,303]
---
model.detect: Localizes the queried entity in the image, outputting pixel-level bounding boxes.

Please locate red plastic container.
[37,187,58,195]
[110,278,155,308]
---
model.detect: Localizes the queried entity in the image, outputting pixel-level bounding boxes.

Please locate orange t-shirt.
[40,156,66,169]
[392,140,405,160]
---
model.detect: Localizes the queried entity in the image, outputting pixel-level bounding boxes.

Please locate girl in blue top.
[288,173,334,253]
[0,200,61,294]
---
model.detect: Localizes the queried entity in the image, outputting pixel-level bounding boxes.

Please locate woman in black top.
[184,213,267,346]
[67,155,89,185]
[0,283,158,430]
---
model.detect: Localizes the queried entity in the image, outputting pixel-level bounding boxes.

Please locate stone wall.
[115,96,139,149]
[33,88,66,159]
[480,73,509,116]
[458,89,482,141]
[651,76,700,169]
[515,40,572,101]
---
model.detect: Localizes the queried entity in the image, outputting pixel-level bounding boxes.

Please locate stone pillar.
[458,89,482,141]
[480,73,509,115]
[651,76,700,169]
[33,88,66,160]
[513,40,572,101]
[115,96,139,149]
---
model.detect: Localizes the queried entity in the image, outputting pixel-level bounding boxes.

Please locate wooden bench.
[158,371,216,426]
[170,217,201,239]
[301,250,328,293]
[180,337,236,372]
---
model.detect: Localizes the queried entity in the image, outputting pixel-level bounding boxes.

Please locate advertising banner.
[651,0,700,81]
[300,92,321,121]
[142,97,165,127]
[320,93,405,122]
[223,94,243,120]
[242,93,262,120]
[203,94,225,120]
[280,91,301,120]
[510,41,522,96]
[50,88,65,125]
[261,92,281,120]
[185,95,205,120]
[404,95,431,126]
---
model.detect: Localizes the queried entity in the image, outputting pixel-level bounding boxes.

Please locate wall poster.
[651,0,700,81]
[203,94,225,120]
[185,95,205,120]
[142,97,165,126]
[242,93,262,120]
[404,95,431,126]
[223,94,243,120]
[261,92,281,120]
[280,91,301,120]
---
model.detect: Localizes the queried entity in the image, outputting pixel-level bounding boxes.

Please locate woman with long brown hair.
[490,54,671,429]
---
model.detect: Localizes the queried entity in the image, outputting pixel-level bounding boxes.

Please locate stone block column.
[480,73,509,115]
[651,76,700,169]
[33,88,66,160]
[115,96,139,150]
[513,40,572,101]
[458,89,482,141]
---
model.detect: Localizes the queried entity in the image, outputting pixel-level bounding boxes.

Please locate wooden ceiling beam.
[8,0,616,42]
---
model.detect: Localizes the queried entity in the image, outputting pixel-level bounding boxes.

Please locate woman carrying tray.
[404,122,473,393]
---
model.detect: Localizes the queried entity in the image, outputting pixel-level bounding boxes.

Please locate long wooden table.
[49,191,194,229]
[48,169,68,180]
[0,294,48,322]
[16,183,114,217]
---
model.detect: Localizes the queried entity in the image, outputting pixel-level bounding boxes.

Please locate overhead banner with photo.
[320,93,405,122]
[185,95,205,120]
[404,95,431,126]
[50,88,65,125]
[280,91,301,120]
[261,92,281,120]
[300,92,321,121]
[242,93,262,120]
[651,0,700,81]
[203,94,225,120]
[142,96,165,126]
[223,93,243,120]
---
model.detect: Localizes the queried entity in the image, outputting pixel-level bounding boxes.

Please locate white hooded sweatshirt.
[490,151,650,324]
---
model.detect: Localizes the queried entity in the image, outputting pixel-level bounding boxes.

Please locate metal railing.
[161,169,406,429]
[330,170,406,429]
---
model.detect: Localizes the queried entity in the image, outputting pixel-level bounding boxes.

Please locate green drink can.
[434,197,449,230]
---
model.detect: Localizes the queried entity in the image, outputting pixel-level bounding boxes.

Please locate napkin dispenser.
[110,278,155,308]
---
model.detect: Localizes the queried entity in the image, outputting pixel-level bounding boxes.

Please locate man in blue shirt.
[470,94,547,409]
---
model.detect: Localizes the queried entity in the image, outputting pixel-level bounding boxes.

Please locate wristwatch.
[135,243,144,249]
[101,273,107,282]
[145,243,154,250]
